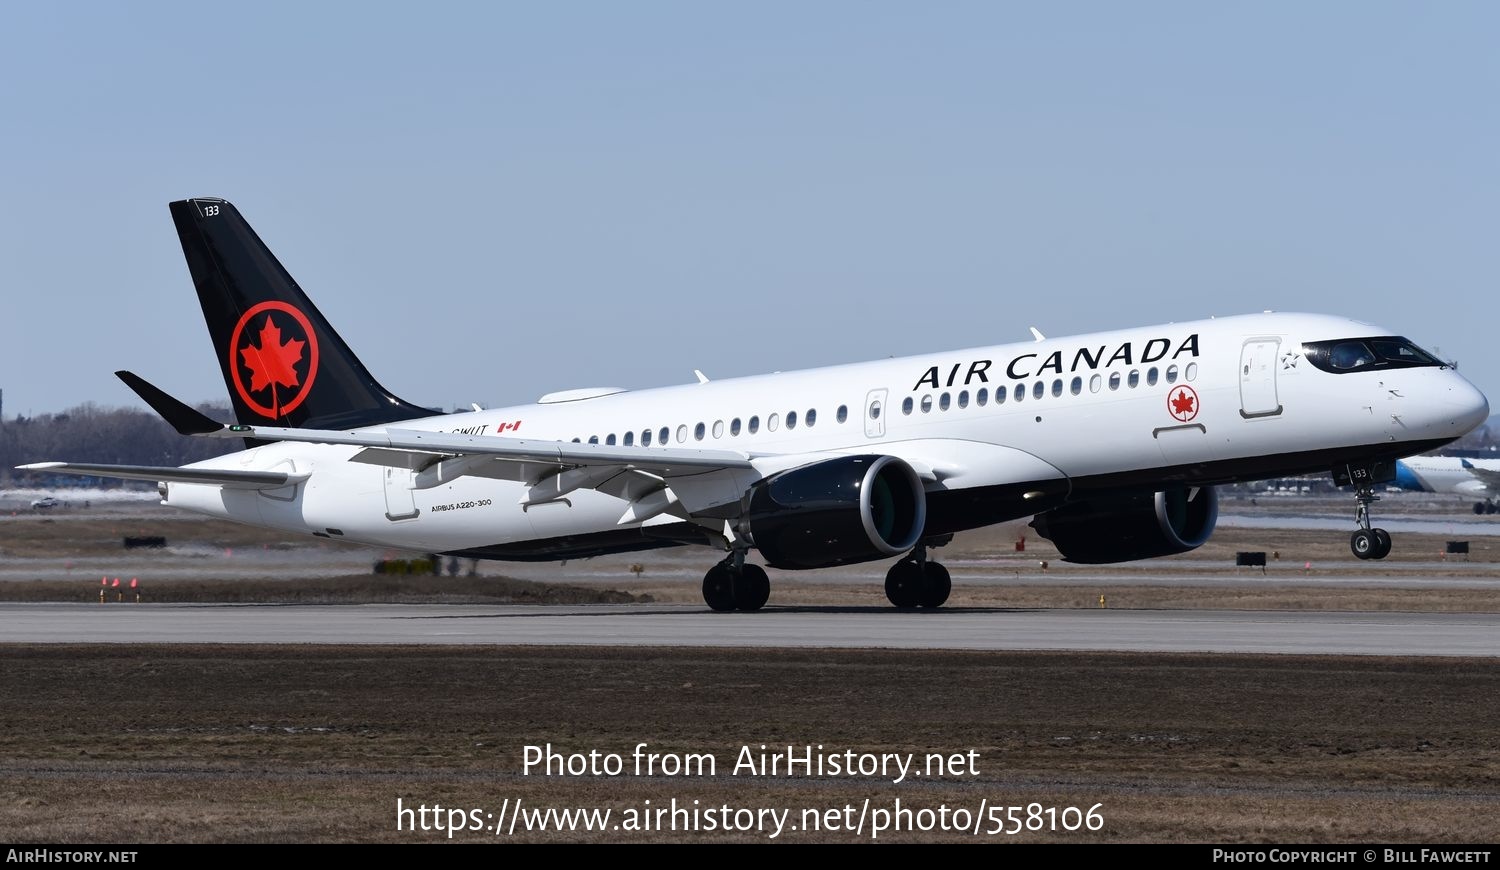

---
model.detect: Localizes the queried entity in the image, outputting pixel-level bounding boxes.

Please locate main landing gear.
[1349,482,1392,561]
[883,544,951,608]
[702,550,770,612]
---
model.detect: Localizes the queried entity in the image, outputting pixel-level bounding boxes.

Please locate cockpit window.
[1303,336,1444,374]
[1330,341,1376,370]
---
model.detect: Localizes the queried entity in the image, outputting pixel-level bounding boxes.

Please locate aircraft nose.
[1446,375,1490,434]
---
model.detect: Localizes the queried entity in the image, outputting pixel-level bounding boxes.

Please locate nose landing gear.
[1349,486,1392,560]
[1335,462,1395,561]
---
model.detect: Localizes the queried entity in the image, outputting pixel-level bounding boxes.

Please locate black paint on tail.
[170,198,433,430]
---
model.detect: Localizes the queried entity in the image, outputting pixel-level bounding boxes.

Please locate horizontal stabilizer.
[16,462,307,490]
[115,371,226,435]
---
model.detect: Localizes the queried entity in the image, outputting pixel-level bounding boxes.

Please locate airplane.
[19,198,1491,610]
[1394,455,1500,514]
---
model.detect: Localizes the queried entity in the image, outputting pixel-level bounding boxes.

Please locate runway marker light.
[100,577,107,604]
[131,577,140,604]
[1098,594,1106,608]
[113,577,122,602]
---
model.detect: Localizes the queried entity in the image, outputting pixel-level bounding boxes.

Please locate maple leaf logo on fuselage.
[1170,389,1195,417]
[240,316,305,393]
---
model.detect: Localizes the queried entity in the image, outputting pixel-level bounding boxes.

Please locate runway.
[5,602,1499,657]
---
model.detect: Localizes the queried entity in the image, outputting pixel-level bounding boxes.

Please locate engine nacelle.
[1030,486,1218,564]
[747,455,926,570]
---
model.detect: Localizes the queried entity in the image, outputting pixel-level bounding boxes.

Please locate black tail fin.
[170,197,433,430]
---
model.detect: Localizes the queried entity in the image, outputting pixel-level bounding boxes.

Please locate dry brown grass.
[0,646,1496,843]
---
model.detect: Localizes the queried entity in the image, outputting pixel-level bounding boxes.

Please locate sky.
[2,2,1496,418]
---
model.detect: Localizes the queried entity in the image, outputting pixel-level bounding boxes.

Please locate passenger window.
[676,425,687,443]
[768,413,780,432]
[588,435,599,444]
[713,420,724,438]
[659,427,669,445]
[902,397,914,415]
[786,411,798,430]
[1070,376,1082,396]
[1128,370,1140,388]
[1089,374,1101,393]
[1033,382,1044,400]
[731,418,741,436]
[806,408,816,427]
[1051,379,1062,397]
[921,395,933,413]
[605,434,616,446]
[1147,367,1159,386]
[749,416,760,434]
[571,437,581,443]
[837,405,848,423]
[977,388,988,406]
[1186,362,1198,381]
[1014,383,1025,402]
[869,402,881,420]
[1109,372,1121,391]
[939,393,951,411]
[642,429,653,446]
[1166,365,1178,384]
[623,431,634,447]
[958,390,969,409]
[994,386,1006,405]
[694,422,705,441]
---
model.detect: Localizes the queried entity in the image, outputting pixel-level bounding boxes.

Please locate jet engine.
[746,455,926,570]
[1029,486,1218,563]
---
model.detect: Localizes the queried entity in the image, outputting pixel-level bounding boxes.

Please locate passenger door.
[1239,338,1283,418]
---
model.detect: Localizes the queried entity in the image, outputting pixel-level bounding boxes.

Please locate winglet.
[1029,327,1046,342]
[694,369,710,384]
[115,371,225,435]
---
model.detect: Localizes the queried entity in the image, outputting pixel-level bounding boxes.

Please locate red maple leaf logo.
[239,316,304,394]
[1171,388,1195,416]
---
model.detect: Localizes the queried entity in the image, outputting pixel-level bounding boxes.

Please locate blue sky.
[2,3,1496,416]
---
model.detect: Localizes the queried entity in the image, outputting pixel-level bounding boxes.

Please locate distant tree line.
[1,403,237,486]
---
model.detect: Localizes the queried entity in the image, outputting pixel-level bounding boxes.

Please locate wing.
[16,462,308,490]
[216,423,764,523]
[1460,460,1500,492]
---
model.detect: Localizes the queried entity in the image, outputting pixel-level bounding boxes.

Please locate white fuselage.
[164,312,1489,559]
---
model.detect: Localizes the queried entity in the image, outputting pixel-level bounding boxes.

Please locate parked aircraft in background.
[20,199,1491,610]
[1395,456,1500,514]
